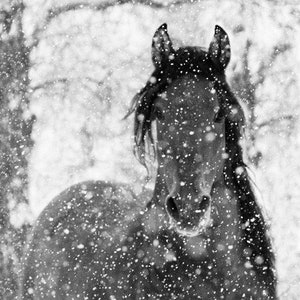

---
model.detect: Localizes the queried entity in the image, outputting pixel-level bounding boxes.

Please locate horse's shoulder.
[30,180,148,246]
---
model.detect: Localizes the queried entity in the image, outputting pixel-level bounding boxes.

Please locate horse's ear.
[152,23,174,68]
[208,25,231,70]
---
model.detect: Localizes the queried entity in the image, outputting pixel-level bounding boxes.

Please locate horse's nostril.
[202,196,210,202]
[166,197,180,220]
[199,196,210,211]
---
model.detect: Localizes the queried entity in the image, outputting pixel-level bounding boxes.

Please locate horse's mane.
[224,118,276,295]
[127,46,276,294]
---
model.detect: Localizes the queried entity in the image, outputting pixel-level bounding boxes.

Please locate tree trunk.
[0,2,34,299]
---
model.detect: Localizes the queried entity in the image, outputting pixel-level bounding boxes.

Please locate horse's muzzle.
[165,194,212,236]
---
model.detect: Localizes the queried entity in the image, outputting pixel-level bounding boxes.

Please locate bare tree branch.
[30,76,104,92]
[256,114,295,130]
[46,0,192,22]
[255,43,291,87]
[0,2,24,34]
[30,0,195,49]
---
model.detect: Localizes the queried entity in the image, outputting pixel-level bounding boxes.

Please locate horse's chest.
[127,231,252,299]
[104,228,264,300]
[123,236,217,298]
[103,210,260,299]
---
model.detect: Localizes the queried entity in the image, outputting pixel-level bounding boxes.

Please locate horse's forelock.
[127,75,168,165]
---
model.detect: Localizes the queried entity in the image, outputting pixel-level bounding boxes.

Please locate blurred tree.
[226,2,297,167]
[0,1,35,298]
[231,38,293,167]
[226,3,300,298]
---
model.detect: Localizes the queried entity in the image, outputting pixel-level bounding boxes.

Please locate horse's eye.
[152,106,164,120]
[214,109,225,123]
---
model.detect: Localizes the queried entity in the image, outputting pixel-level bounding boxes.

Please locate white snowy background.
[9,0,300,298]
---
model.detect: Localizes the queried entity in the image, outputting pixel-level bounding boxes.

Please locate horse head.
[132,24,244,237]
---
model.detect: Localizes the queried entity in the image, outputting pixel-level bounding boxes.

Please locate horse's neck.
[211,179,241,268]
[210,178,241,246]
[149,174,168,205]
[142,174,173,235]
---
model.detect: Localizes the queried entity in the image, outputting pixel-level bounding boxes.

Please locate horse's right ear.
[208,25,231,70]
[152,23,174,68]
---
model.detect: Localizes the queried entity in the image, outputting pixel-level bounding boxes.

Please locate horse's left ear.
[208,25,231,70]
[152,23,175,68]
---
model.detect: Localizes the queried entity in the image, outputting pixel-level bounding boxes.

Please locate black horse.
[20,24,277,299]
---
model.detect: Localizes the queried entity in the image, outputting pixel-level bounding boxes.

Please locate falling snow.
[0,1,299,300]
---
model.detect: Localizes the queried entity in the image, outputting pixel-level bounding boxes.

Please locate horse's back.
[20,180,147,299]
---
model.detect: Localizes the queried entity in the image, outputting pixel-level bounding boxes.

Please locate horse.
[20,24,277,299]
